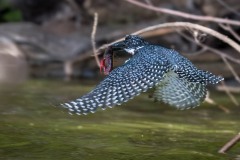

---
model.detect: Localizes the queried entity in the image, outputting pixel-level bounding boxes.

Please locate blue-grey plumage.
[154,71,207,109]
[62,35,224,115]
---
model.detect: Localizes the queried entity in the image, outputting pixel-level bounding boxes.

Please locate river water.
[0,80,239,160]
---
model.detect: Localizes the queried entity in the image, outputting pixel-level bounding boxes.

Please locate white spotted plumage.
[61,35,224,115]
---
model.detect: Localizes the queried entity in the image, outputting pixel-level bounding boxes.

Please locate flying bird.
[62,35,223,115]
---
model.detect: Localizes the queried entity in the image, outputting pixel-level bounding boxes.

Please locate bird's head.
[111,35,149,55]
[100,35,148,75]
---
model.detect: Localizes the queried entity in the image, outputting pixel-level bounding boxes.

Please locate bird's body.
[62,35,223,115]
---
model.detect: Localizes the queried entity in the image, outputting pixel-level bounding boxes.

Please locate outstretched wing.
[62,54,170,115]
[153,71,207,109]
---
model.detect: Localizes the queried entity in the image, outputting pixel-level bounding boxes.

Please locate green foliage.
[0,0,22,22]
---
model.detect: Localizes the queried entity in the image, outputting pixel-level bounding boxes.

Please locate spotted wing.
[174,55,224,84]
[62,55,170,115]
[153,71,207,109]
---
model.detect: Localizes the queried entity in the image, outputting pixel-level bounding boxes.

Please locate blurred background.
[0,0,240,160]
[0,0,239,82]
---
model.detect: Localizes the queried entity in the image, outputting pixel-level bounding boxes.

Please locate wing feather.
[62,54,170,115]
[153,71,207,109]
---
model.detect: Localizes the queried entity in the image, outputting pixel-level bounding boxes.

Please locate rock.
[0,37,28,85]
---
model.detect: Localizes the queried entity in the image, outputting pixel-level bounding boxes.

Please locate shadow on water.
[0,79,239,160]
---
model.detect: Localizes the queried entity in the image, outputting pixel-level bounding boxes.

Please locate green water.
[0,80,239,160]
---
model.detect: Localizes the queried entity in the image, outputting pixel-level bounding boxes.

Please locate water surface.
[0,80,239,160]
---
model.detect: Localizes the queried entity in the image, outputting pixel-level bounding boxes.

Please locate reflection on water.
[0,80,239,160]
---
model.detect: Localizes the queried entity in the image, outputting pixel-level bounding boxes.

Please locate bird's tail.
[197,70,224,84]
[154,71,207,109]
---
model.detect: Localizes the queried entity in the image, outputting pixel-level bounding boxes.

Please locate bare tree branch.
[91,12,100,68]
[221,81,239,106]
[133,23,240,53]
[205,92,230,113]
[98,22,240,55]
[219,23,240,42]
[144,0,161,17]
[218,132,240,154]
[178,31,240,81]
[124,0,240,26]
[216,0,240,16]
[221,56,240,83]
[176,30,240,65]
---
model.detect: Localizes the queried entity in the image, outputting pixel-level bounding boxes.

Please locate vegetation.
[0,0,22,22]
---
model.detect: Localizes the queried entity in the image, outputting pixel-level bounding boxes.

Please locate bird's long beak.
[110,40,126,50]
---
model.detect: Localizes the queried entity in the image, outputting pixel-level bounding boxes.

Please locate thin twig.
[91,12,100,68]
[220,81,239,106]
[144,0,161,17]
[218,132,240,154]
[124,0,240,26]
[174,27,240,64]
[219,23,240,42]
[221,56,240,83]
[216,0,240,16]
[205,92,230,113]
